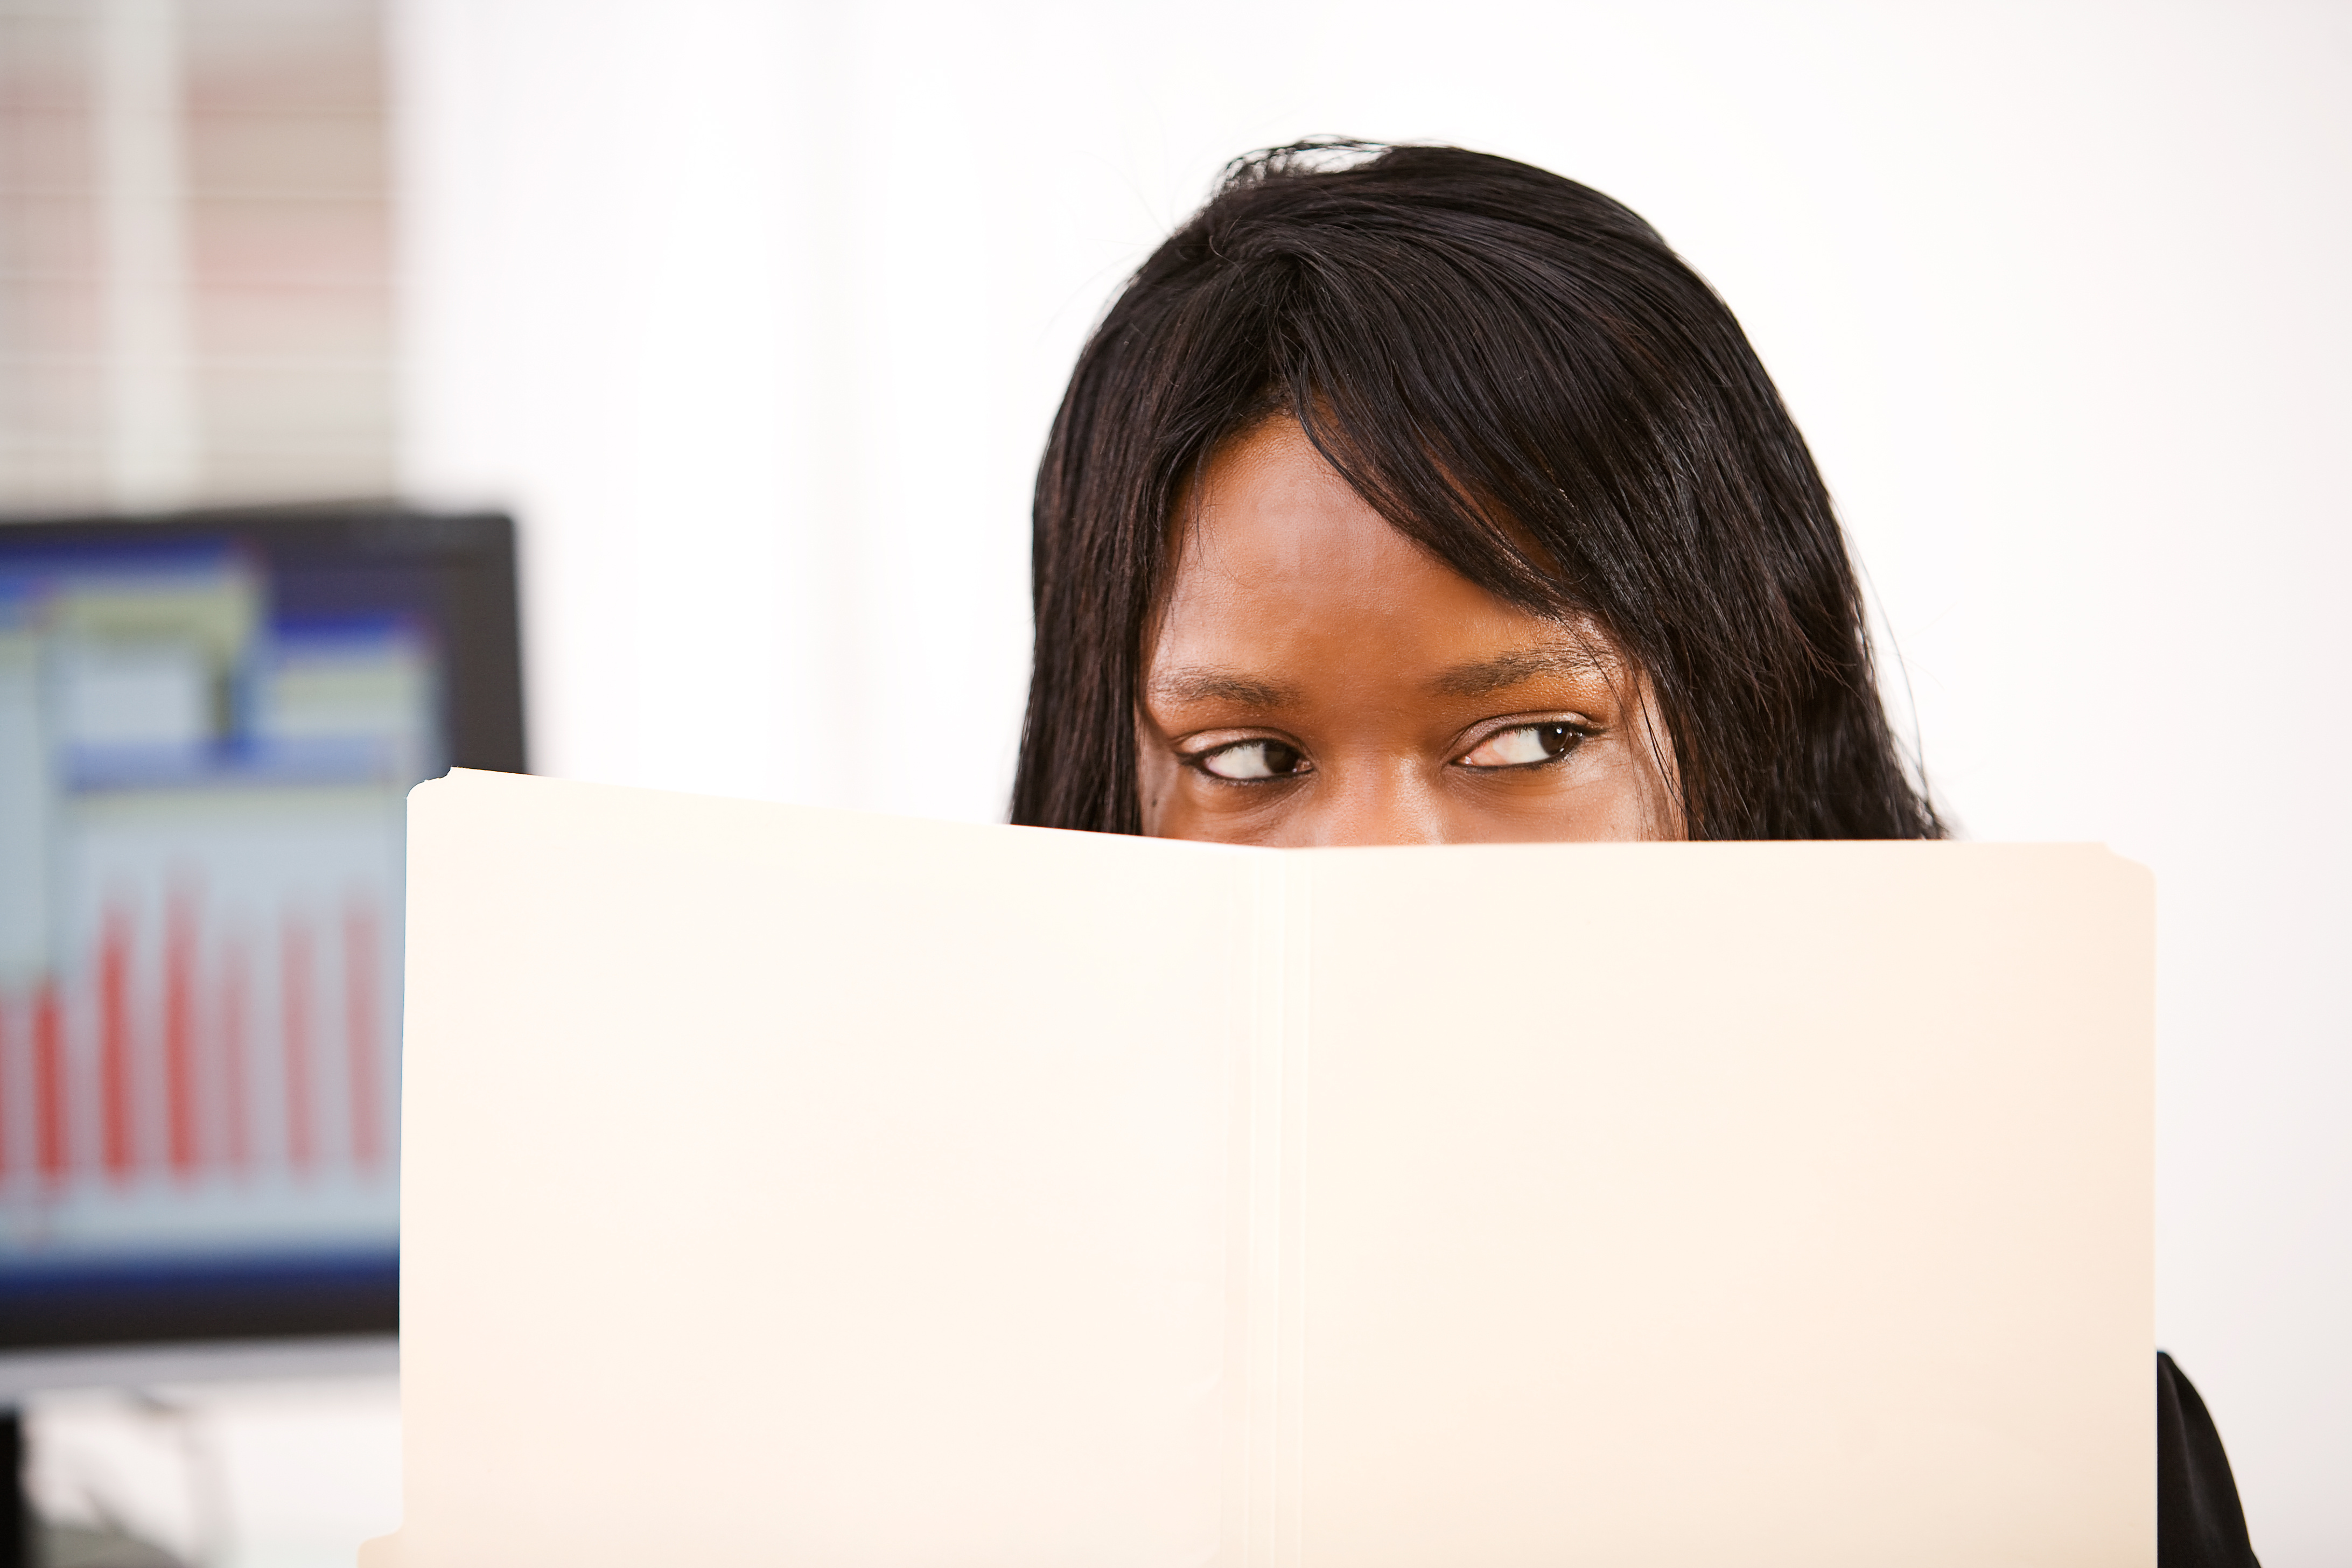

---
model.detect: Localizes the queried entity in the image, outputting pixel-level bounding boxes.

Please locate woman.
[1013,141,2258,1563]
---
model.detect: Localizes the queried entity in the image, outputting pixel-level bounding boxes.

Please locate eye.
[1458,721,1584,770]
[1195,738,1311,781]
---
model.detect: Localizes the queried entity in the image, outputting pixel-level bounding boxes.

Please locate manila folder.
[372,768,2153,1568]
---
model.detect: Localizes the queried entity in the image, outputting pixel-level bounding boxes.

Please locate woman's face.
[1138,418,1684,846]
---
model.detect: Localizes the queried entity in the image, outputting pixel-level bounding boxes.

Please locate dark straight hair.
[1012,141,1941,841]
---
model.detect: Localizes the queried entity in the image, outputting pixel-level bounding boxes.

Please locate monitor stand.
[0,1336,397,1568]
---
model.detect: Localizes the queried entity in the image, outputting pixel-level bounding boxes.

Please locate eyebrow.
[1430,643,1610,698]
[1147,667,1299,710]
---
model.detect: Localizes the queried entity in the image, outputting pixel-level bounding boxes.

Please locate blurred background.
[2,0,2346,1563]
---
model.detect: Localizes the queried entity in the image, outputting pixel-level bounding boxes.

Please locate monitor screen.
[0,507,522,1348]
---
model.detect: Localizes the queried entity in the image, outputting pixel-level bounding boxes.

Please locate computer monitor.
[0,506,522,1349]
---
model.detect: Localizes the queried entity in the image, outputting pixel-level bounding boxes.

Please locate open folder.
[369,769,2153,1568]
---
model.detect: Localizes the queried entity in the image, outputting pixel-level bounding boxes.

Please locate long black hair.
[1012,141,1941,841]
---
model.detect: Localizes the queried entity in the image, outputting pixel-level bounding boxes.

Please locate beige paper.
[369,771,2152,1568]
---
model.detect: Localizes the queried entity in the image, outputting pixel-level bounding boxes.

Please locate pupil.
[1538,724,1573,758]
[1262,741,1301,775]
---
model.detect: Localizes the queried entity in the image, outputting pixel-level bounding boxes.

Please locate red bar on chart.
[283,914,315,1171]
[34,981,65,1181]
[166,888,201,1177]
[345,898,382,1167]
[223,934,251,1173]
[101,907,135,1178]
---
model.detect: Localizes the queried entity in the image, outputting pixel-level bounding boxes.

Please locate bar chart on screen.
[0,794,405,1254]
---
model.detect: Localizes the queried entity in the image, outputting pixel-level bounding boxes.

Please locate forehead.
[1153,419,1597,685]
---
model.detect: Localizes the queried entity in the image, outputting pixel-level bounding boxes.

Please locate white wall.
[392,1,2352,1557]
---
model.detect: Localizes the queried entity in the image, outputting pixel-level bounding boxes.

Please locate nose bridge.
[1310,755,1446,846]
